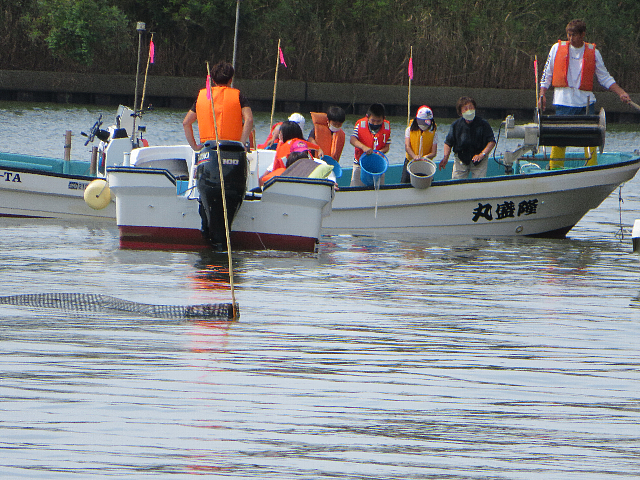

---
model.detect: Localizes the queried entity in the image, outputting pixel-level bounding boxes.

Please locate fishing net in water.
[0,293,237,320]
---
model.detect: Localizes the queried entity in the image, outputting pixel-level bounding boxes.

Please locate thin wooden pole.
[269,39,281,129]
[139,33,154,114]
[206,61,238,318]
[407,46,412,127]
[64,130,71,161]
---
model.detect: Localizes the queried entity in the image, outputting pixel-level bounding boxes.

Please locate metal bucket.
[408,159,436,189]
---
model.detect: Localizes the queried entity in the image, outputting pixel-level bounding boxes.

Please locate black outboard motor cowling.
[195,141,248,249]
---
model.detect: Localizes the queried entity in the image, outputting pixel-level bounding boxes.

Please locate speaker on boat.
[195,141,248,249]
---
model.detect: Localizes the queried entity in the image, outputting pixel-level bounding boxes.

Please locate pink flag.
[149,39,155,64]
[408,57,414,80]
[206,74,211,100]
[279,46,287,68]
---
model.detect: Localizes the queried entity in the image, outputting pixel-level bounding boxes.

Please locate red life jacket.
[257,121,282,149]
[310,112,345,161]
[353,117,391,161]
[195,86,243,142]
[552,40,597,91]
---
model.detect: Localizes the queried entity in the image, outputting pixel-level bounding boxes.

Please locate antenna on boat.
[206,61,239,319]
[132,22,146,146]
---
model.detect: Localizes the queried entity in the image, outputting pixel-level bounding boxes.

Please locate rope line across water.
[0,293,237,320]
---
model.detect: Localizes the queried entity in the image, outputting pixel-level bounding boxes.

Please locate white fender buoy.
[84,179,112,210]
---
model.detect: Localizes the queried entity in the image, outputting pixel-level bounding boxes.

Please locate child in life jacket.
[307,106,346,161]
[258,113,306,149]
[402,105,438,183]
[349,103,391,187]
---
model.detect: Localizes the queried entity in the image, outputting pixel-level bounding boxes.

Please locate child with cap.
[402,105,438,183]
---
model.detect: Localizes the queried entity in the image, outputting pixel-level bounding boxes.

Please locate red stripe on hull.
[119,225,318,252]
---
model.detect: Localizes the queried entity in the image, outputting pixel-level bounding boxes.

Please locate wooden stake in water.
[64,130,71,161]
[206,61,238,319]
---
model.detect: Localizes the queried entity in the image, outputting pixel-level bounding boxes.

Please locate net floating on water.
[0,293,237,320]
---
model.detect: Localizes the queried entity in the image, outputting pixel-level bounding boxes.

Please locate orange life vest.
[552,40,597,91]
[310,112,346,161]
[257,121,282,149]
[353,117,391,161]
[195,86,243,142]
[274,138,321,163]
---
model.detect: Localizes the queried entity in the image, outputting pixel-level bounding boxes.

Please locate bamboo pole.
[206,62,238,319]
[407,46,413,127]
[269,39,281,130]
[139,32,154,114]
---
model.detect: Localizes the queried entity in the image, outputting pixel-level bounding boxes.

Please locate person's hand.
[438,157,448,170]
[364,147,374,155]
[472,152,486,165]
[620,91,631,104]
[538,94,547,111]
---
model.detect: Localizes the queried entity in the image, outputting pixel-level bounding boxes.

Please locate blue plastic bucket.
[359,151,388,186]
[322,155,342,179]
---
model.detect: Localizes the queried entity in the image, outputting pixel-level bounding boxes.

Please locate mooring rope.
[0,293,237,320]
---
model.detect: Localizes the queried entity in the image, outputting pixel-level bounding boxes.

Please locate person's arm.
[350,135,373,156]
[538,44,556,111]
[609,83,631,104]
[439,143,451,170]
[404,136,418,160]
[471,141,496,165]
[426,142,437,160]
[182,110,202,151]
[378,141,390,154]
[240,106,254,147]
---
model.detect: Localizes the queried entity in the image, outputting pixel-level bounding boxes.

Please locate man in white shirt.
[538,19,630,168]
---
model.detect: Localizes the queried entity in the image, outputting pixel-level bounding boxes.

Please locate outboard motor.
[195,141,248,249]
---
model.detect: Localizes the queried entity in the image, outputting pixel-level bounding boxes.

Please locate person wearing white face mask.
[439,96,496,180]
[402,105,438,183]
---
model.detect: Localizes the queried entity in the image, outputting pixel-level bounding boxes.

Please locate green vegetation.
[2,0,639,91]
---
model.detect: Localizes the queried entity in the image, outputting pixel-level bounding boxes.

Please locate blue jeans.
[555,104,596,115]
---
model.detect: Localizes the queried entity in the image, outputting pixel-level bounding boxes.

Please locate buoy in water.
[84,179,112,210]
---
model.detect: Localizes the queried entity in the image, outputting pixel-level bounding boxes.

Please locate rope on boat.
[0,293,237,320]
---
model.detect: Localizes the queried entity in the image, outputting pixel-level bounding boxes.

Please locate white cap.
[288,113,305,130]
[416,105,433,121]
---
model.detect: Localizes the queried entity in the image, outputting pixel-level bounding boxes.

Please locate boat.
[0,105,144,221]
[106,143,335,252]
[633,220,640,254]
[323,112,640,238]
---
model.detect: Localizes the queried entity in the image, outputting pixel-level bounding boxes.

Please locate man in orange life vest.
[182,61,254,150]
[539,19,630,169]
[349,103,391,186]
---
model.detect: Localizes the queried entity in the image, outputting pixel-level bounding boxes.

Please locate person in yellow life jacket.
[307,106,346,161]
[402,105,438,184]
[182,61,254,151]
[350,103,391,187]
[539,19,630,169]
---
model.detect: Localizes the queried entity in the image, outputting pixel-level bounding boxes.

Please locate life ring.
[84,179,112,210]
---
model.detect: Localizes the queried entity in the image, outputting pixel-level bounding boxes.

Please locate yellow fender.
[84,179,112,210]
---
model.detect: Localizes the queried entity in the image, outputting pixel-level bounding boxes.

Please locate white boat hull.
[107,166,334,252]
[0,167,115,221]
[324,154,640,237]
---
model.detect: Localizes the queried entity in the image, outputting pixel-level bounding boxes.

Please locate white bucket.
[408,160,436,189]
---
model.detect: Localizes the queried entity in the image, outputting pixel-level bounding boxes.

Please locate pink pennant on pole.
[279,46,287,68]
[206,74,211,100]
[149,39,155,64]
[408,57,414,80]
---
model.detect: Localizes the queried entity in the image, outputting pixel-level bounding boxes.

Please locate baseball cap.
[288,113,306,129]
[416,106,433,121]
[289,140,309,153]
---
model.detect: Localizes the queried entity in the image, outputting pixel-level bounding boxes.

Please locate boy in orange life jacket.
[349,103,391,187]
[182,61,254,151]
[538,19,630,169]
[307,106,346,161]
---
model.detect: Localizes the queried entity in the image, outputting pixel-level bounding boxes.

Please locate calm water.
[1,103,640,479]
